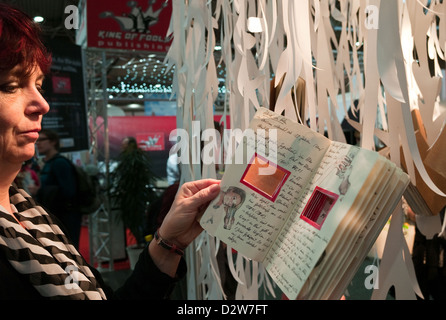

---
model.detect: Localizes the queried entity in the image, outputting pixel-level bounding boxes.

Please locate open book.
[200,107,409,300]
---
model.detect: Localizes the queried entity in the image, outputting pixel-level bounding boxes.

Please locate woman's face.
[0,65,49,165]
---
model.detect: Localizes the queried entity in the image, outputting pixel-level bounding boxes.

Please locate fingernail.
[209,184,220,193]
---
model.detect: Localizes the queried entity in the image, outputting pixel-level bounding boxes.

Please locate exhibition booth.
[25,0,446,300]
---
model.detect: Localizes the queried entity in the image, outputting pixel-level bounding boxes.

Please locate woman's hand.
[148,179,220,277]
[159,179,220,248]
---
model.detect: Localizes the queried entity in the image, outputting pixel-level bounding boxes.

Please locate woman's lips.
[21,129,40,140]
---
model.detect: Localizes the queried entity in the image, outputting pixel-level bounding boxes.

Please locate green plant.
[112,144,158,245]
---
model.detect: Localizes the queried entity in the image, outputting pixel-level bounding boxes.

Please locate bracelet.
[154,229,185,256]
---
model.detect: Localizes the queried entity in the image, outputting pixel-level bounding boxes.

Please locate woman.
[0,3,220,299]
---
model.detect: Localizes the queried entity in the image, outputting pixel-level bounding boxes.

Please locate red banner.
[96,115,229,159]
[86,0,172,52]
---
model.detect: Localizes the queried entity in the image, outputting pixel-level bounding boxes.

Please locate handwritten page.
[264,142,379,299]
[200,108,330,261]
[302,159,396,299]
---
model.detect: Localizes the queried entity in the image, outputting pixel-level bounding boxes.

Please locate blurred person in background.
[35,129,80,247]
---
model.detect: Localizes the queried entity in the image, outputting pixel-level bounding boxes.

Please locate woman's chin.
[18,146,37,162]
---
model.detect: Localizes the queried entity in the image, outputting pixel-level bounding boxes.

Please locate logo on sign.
[138,133,165,151]
[99,1,168,33]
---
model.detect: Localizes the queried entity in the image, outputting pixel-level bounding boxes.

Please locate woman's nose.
[27,87,50,115]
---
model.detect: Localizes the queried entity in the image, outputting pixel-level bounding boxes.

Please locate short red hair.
[0,3,52,76]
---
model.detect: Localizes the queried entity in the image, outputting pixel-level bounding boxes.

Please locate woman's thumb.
[191,183,220,207]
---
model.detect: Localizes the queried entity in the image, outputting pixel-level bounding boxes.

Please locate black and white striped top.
[0,186,106,300]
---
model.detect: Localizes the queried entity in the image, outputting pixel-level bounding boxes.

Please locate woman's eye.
[36,85,45,95]
[0,84,19,93]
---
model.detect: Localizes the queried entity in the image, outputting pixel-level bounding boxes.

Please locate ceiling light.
[33,16,44,23]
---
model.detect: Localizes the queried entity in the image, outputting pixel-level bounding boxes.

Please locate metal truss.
[84,49,115,271]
